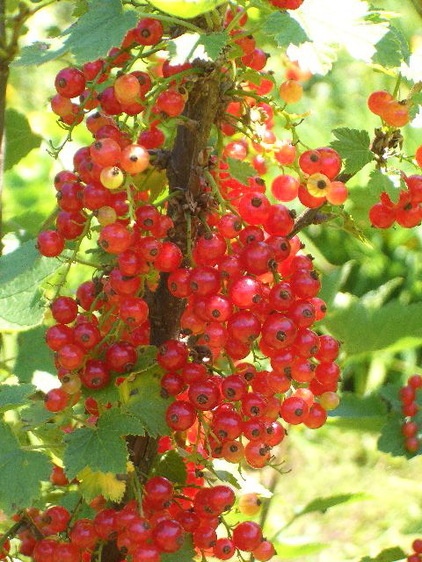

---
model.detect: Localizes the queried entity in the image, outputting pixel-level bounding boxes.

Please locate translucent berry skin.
[55,67,86,98]
[232,521,263,552]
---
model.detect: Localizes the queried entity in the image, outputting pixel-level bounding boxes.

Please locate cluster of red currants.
[399,374,422,454]
[367,88,422,230]
[10,472,275,562]
[32,2,344,561]
[367,90,411,128]
[369,174,422,229]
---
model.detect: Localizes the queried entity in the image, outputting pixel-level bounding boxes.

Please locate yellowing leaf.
[146,0,225,19]
[77,466,126,502]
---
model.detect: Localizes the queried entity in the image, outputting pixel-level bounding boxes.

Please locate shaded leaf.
[14,327,56,383]
[154,450,187,486]
[5,109,42,170]
[323,300,422,357]
[0,384,36,413]
[126,372,171,437]
[377,415,408,458]
[367,169,401,205]
[0,240,66,331]
[331,128,374,174]
[360,546,407,562]
[329,393,387,419]
[0,421,50,514]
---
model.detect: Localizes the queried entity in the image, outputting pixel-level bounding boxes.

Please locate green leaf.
[323,300,422,358]
[63,409,145,479]
[272,539,327,558]
[20,401,55,430]
[154,450,187,486]
[0,384,36,413]
[4,109,42,171]
[367,169,401,205]
[409,92,422,121]
[126,372,172,437]
[197,31,229,60]
[360,546,407,562]
[12,40,66,67]
[227,158,256,186]
[296,493,368,517]
[319,261,353,307]
[146,0,225,18]
[213,470,241,489]
[372,26,410,68]
[58,490,96,520]
[329,393,387,419]
[14,327,56,383]
[61,0,139,64]
[377,415,409,457]
[0,421,50,514]
[0,240,66,331]
[378,383,402,412]
[263,11,308,48]
[331,128,374,175]
[161,535,196,562]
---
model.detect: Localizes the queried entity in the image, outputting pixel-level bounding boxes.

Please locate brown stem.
[101,19,228,562]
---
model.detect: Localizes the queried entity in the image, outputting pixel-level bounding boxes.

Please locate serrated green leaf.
[61,0,139,64]
[409,92,422,121]
[319,261,353,307]
[63,409,145,479]
[0,421,50,514]
[360,547,407,562]
[263,11,308,48]
[378,383,403,412]
[5,109,42,170]
[197,31,229,60]
[324,300,422,357]
[0,240,64,294]
[213,469,241,489]
[14,327,56,383]
[154,450,187,485]
[12,39,66,67]
[372,26,410,68]
[227,157,256,186]
[297,493,368,517]
[0,384,36,413]
[367,169,401,205]
[20,401,55,430]
[161,535,196,562]
[272,539,327,558]
[146,0,225,18]
[331,128,374,175]
[0,240,66,331]
[377,415,409,457]
[126,372,171,437]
